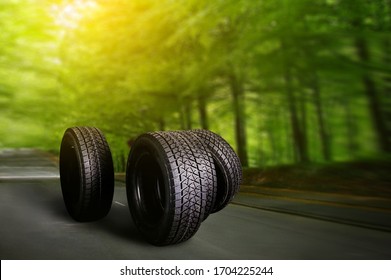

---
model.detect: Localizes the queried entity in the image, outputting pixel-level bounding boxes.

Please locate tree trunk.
[267,124,278,165]
[229,72,249,167]
[184,101,192,130]
[159,118,165,131]
[355,37,391,153]
[120,152,126,172]
[343,97,359,158]
[298,92,309,161]
[281,106,294,163]
[382,38,391,149]
[198,94,209,130]
[311,73,332,161]
[179,105,186,130]
[179,101,192,130]
[284,65,309,163]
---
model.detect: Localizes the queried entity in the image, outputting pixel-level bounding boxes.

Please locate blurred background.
[1,0,390,183]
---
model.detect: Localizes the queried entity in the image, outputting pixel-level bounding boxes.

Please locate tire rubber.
[126,131,216,245]
[191,129,242,213]
[178,130,218,220]
[59,127,114,222]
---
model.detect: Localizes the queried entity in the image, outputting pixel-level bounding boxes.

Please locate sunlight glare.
[51,0,98,29]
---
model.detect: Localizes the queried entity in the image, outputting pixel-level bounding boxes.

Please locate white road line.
[0,175,60,179]
[114,201,126,207]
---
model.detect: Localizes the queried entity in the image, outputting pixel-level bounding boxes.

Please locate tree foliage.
[1,0,390,170]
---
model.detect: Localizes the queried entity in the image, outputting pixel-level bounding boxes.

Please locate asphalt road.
[1,149,391,260]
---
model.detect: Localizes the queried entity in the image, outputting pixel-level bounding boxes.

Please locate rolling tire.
[59,127,114,222]
[177,130,217,220]
[191,129,242,213]
[126,131,216,245]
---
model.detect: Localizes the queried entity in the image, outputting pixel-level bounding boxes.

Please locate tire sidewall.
[126,135,173,245]
[59,129,84,219]
[193,129,241,212]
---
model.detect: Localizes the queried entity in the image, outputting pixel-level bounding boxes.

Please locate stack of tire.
[59,127,242,246]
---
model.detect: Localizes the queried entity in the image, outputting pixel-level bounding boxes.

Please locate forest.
[1,0,390,172]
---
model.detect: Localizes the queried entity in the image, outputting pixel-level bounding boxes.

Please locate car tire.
[126,131,216,245]
[59,126,114,222]
[191,129,242,213]
[176,130,217,220]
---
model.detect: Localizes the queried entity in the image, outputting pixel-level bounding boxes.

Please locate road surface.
[1,149,391,259]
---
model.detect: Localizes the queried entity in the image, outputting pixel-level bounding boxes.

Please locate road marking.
[0,175,60,179]
[114,201,126,207]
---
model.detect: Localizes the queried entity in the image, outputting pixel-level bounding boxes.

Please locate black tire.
[191,129,242,213]
[176,131,217,220]
[126,131,216,245]
[59,127,114,222]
